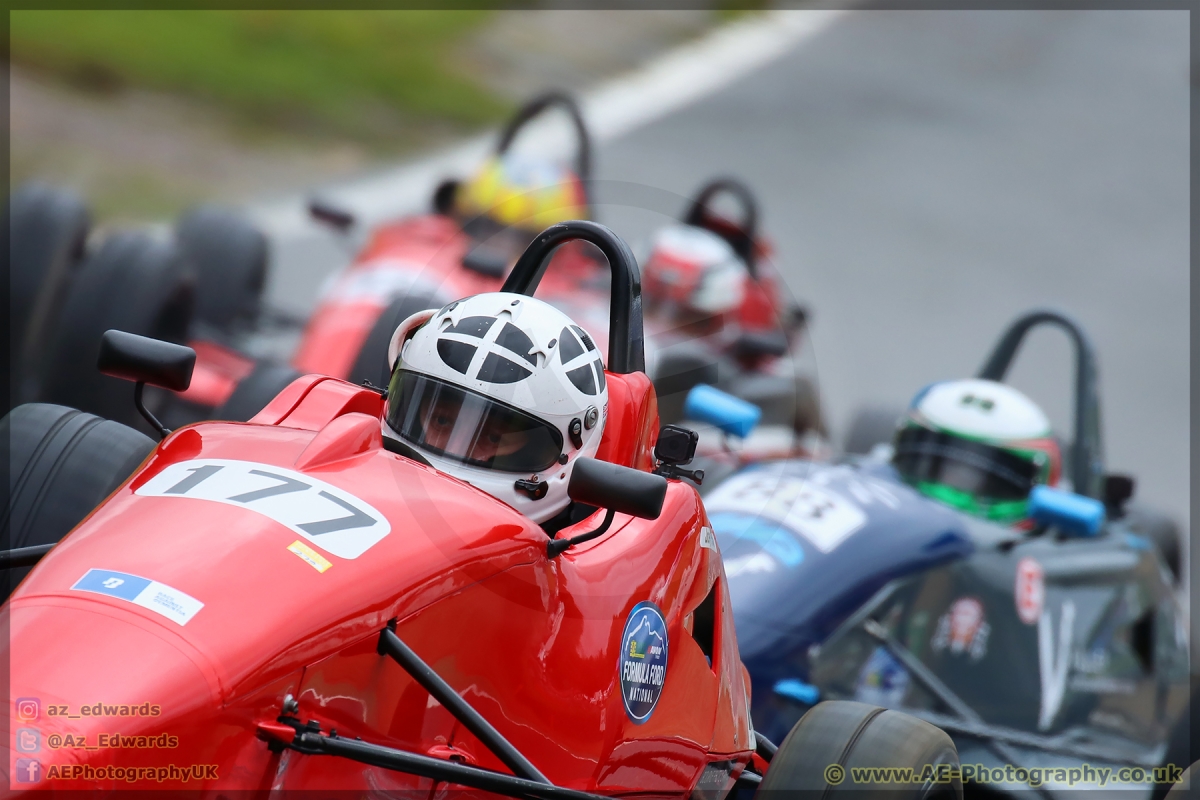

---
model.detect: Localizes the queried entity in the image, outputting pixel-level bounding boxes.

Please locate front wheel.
[759,701,961,800]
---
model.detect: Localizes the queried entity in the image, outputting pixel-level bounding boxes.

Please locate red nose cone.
[3,599,221,791]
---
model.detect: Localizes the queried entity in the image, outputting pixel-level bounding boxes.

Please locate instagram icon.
[15,698,39,722]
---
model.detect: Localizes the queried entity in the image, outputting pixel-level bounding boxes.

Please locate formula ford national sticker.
[619,602,668,724]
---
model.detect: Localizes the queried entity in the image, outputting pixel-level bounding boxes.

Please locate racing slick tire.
[759,701,961,799]
[176,204,268,335]
[3,403,155,596]
[1123,504,1183,585]
[843,406,904,456]
[348,292,441,391]
[214,362,303,422]
[36,231,194,434]
[5,183,91,408]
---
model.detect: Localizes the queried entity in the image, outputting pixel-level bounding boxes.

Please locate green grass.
[11,10,511,144]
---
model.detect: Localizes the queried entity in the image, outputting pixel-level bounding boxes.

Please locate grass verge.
[11,10,511,145]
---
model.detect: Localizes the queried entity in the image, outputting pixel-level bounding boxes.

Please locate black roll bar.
[286,726,604,800]
[377,625,548,784]
[976,309,1104,499]
[683,177,760,277]
[266,623,767,799]
[501,220,645,374]
[495,91,593,220]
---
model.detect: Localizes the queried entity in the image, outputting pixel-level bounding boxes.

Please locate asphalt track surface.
[270,10,1190,529]
[594,10,1190,529]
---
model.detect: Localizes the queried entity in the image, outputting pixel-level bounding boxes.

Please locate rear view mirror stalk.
[96,329,196,440]
[550,458,668,558]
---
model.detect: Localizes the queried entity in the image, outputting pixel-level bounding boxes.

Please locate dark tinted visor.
[892,426,1038,502]
[386,370,563,473]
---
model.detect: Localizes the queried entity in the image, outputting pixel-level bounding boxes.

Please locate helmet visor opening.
[386,371,563,473]
[892,427,1038,503]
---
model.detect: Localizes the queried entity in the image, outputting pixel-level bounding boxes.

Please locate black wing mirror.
[547,457,667,557]
[308,198,356,232]
[97,329,195,439]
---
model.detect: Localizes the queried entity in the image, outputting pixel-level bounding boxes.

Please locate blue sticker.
[72,569,151,600]
[709,512,805,567]
[71,569,204,626]
[619,602,668,724]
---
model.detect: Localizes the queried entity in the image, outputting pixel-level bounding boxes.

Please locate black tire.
[1164,762,1195,800]
[347,293,440,391]
[760,701,961,799]
[4,183,91,407]
[3,403,155,596]
[176,205,268,334]
[1123,504,1183,585]
[1150,675,1200,800]
[844,406,904,456]
[36,231,194,434]
[214,362,303,422]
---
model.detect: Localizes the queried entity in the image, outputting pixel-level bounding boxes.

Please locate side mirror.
[432,179,459,216]
[1103,473,1135,515]
[308,198,356,232]
[461,247,509,279]
[684,384,761,438]
[568,457,667,521]
[1029,485,1105,538]
[549,458,668,558]
[98,329,195,391]
[97,330,196,439]
[732,330,788,361]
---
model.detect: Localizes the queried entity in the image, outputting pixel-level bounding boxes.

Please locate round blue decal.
[619,601,669,723]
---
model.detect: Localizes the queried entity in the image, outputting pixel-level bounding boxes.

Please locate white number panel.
[136,459,390,560]
[705,471,867,553]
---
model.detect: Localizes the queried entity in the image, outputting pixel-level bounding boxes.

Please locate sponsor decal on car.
[704,471,867,553]
[854,645,909,708]
[1015,556,1044,624]
[930,596,990,661]
[71,569,203,625]
[1037,599,1075,731]
[287,540,333,573]
[619,602,668,724]
[136,459,390,560]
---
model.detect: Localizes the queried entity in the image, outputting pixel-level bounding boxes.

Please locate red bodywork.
[292,215,608,380]
[4,373,755,795]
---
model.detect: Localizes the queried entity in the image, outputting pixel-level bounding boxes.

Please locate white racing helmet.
[641,224,747,316]
[382,292,608,523]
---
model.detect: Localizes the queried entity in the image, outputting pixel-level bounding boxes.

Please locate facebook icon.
[15,758,41,783]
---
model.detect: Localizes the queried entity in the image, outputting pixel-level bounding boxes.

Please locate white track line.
[250,9,847,237]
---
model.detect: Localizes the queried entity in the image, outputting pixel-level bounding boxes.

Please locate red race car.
[2,222,958,798]
[8,93,818,447]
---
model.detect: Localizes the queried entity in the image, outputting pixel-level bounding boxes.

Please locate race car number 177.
[136,459,390,560]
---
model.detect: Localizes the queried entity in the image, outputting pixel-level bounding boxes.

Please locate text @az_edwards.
[822,763,1186,788]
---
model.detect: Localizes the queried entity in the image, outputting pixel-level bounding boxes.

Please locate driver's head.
[641,224,747,330]
[891,379,1061,526]
[459,153,586,233]
[382,292,608,523]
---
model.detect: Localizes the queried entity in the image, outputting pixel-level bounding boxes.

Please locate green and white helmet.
[892,379,1062,525]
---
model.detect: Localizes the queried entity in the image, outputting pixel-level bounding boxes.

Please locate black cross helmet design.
[382,292,608,523]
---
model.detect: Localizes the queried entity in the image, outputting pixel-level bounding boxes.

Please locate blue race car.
[688,309,1188,796]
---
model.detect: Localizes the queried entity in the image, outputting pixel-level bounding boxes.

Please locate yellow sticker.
[287,540,332,573]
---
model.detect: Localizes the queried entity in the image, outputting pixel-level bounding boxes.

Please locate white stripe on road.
[250,10,847,238]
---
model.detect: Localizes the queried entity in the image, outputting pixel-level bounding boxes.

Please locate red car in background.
[7,93,819,447]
